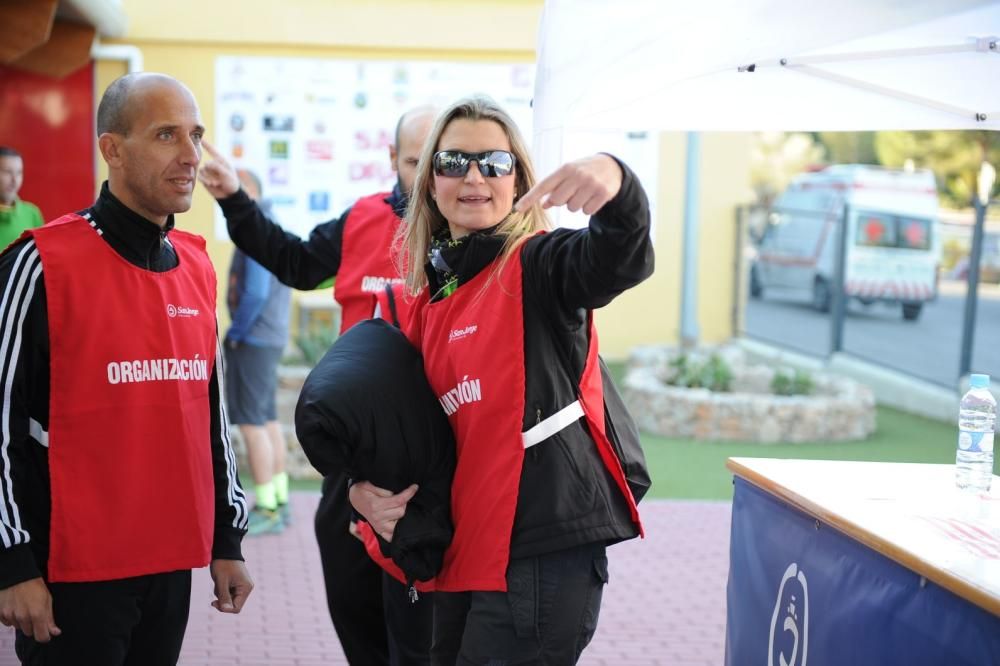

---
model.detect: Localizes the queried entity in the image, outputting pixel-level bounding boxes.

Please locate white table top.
[727,457,1000,617]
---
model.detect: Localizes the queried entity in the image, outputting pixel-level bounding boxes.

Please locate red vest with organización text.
[335,192,404,333]
[30,214,217,582]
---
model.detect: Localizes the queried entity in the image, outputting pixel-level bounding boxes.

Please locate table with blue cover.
[725,458,1000,666]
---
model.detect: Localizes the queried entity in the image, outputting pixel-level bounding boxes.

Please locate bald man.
[0,73,252,666]
[200,106,436,665]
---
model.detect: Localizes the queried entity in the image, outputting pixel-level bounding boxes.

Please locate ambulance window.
[774,191,810,215]
[897,217,931,250]
[855,212,896,248]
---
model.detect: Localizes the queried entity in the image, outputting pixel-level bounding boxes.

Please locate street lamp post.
[958,161,996,380]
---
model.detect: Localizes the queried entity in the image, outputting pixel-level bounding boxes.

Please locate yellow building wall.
[97,0,541,334]
[595,132,753,358]
[96,0,751,355]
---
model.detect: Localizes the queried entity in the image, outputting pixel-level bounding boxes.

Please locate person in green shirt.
[0,147,44,250]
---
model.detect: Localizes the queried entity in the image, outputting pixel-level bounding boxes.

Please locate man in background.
[225,168,293,536]
[0,147,44,250]
[200,106,437,665]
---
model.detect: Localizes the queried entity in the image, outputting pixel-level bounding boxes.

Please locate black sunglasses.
[433,150,516,178]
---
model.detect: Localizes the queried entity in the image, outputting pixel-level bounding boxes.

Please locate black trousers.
[383,572,434,666]
[430,543,608,666]
[15,569,191,666]
[316,473,434,665]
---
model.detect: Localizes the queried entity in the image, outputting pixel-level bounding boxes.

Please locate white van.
[750,165,941,321]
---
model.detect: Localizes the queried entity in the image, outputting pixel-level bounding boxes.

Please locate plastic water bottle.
[955,373,996,492]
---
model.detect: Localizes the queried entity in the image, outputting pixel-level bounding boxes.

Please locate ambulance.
[749,164,941,321]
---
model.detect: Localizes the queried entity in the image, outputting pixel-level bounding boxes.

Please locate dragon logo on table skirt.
[768,562,809,666]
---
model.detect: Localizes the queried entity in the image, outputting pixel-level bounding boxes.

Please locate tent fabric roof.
[533,0,1000,140]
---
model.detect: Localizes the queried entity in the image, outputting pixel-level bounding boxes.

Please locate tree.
[750,132,825,207]
[874,130,999,208]
[814,132,879,166]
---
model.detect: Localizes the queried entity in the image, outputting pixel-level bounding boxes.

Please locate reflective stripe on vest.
[521,400,585,448]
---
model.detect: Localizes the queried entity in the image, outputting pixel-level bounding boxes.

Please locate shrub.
[295,328,338,367]
[666,353,733,392]
[771,368,814,396]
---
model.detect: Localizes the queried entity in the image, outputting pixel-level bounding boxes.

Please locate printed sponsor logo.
[270,140,290,159]
[309,191,330,212]
[438,376,483,416]
[263,115,295,132]
[269,164,289,185]
[167,304,200,318]
[769,562,809,666]
[448,325,478,343]
[107,355,209,385]
[307,139,333,160]
[360,276,403,293]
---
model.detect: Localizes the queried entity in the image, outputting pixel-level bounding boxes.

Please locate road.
[744,280,1000,387]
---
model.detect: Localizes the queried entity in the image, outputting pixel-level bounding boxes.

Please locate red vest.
[30,214,217,582]
[400,241,642,592]
[373,282,415,331]
[335,193,404,333]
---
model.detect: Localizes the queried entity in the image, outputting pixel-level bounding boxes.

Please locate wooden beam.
[0,0,58,63]
[11,19,96,79]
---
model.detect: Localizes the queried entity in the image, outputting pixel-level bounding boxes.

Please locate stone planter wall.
[623,345,876,443]
[231,345,877,477]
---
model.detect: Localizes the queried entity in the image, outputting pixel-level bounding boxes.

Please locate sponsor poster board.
[214,56,535,240]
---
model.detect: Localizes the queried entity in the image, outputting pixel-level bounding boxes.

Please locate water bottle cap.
[970,373,990,389]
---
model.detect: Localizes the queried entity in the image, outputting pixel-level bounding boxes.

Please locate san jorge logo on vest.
[448,324,478,343]
[769,562,809,666]
[438,376,483,416]
[167,303,200,318]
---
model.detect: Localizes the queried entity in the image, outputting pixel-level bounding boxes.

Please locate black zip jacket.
[217,184,407,290]
[0,182,247,590]
[424,159,655,558]
[294,318,456,583]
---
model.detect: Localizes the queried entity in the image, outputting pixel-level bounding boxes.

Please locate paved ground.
[1,494,732,666]
[744,278,1000,387]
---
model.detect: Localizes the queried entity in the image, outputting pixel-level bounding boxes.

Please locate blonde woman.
[349,96,653,665]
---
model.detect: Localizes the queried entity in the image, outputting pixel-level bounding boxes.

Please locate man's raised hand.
[197,139,241,199]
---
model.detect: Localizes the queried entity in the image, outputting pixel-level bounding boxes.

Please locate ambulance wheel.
[749,265,763,299]
[812,278,831,313]
[902,302,923,321]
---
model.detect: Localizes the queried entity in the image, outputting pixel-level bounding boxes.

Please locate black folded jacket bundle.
[294,319,456,582]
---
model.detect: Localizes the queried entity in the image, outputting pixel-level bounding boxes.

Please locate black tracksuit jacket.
[417,160,655,558]
[0,183,247,589]
[219,163,654,558]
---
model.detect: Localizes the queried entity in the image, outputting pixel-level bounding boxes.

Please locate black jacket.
[0,182,247,589]
[294,319,455,582]
[424,160,654,558]
[217,184,406,290]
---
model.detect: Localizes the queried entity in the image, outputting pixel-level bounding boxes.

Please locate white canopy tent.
[534,0,999,170]
[532,0,1000,355]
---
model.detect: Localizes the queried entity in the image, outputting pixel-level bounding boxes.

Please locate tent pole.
[790,64,986,122]
[680,132,701,348]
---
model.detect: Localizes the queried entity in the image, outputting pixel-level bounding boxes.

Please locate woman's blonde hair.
[398,95,550,294]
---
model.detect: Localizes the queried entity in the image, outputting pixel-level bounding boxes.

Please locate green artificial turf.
[600,360,965,500]
[641,405,959,501]
[275,363,967,501]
